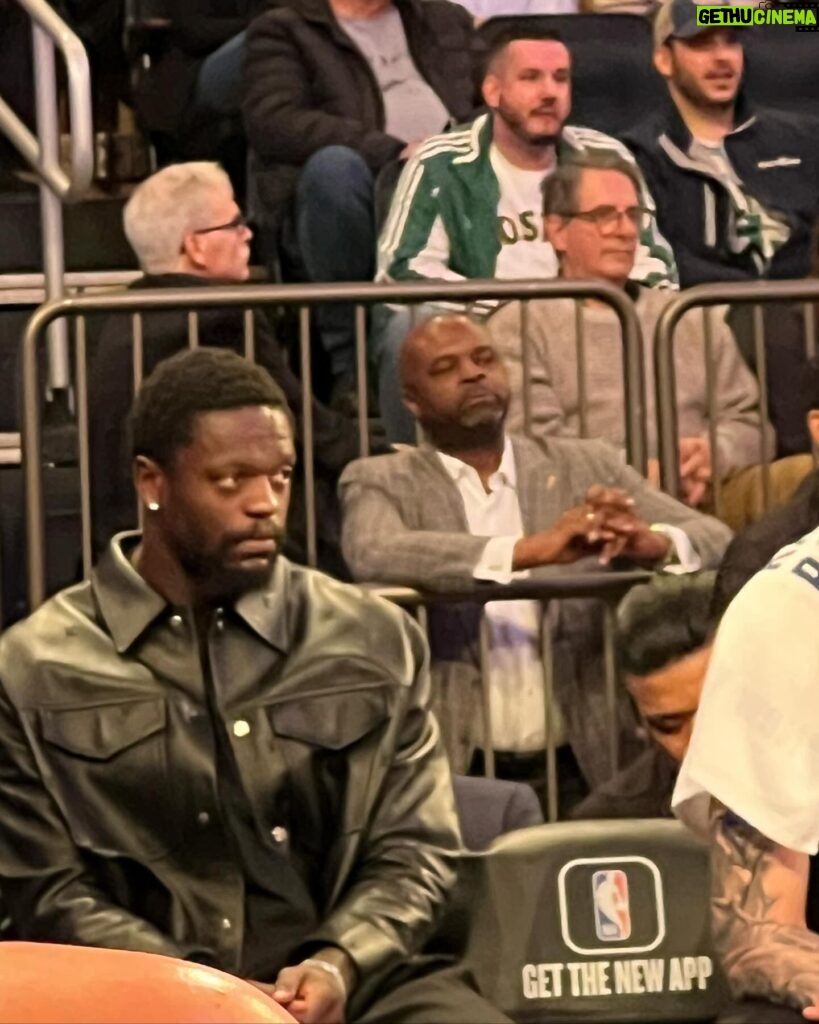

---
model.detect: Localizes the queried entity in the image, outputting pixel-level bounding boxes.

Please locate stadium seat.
[0,943,297,1023]
[743,26,819,121]
[437,818,728,1023]
[453,775,545,850]
[478,15,663,136]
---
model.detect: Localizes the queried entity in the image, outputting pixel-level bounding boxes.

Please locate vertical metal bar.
[243,309,256,362]
[752,304,772,512]
[540,602,558,824]
[132,313,145,532]
[410,304,424,446]
[622,303,647,476]
[575,301,589,439]
[478,612,495,779]
[32,24,70,392]
[299,306,318,568]
[804,301,817,361]
[603,601,619,777]
[520,300,533,438]
[655,307,681,496]
[132,314,144,393]
[187,312,199,349]
[75,316,93,578]
[22,317,46,609]
[355,304,369,457]
[703,308,722,516]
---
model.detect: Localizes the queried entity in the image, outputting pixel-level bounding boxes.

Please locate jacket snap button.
[271,826,288,843]
[221,917,232,931]
[197,811,210,826]
[233,720,251,738]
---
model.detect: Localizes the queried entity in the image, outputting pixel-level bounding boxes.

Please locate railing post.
[32,22,71,392]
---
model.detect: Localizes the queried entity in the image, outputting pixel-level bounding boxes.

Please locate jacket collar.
[659,90,757,154]
[93,533,292,655]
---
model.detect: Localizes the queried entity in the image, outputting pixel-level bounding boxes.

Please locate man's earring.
[147,501,160,512]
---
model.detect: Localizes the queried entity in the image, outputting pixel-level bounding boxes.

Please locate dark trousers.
[294,145,376,381]
[470,745,589,820]
[353,959,511,1024]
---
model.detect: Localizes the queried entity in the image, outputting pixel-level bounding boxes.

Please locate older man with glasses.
[487,149,770,508]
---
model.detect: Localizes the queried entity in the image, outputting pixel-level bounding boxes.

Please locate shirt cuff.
[473,536,520,584]
[651,524,701,574]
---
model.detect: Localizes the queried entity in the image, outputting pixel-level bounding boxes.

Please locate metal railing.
[656,281,819,515]
[0,0,94,394]
[21,278,647,609]
[366,572,651,822]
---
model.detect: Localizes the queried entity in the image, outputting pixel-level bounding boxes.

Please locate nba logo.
[592,869,631,941]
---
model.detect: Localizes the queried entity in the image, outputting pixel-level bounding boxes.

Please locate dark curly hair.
[130,347,291,468]
[617,572,717,678]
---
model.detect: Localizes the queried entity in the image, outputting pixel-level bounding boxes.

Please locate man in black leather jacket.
[0,347,509,1024]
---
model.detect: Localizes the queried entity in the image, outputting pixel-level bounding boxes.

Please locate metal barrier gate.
[21,277,647,608]
[655,280,819,517]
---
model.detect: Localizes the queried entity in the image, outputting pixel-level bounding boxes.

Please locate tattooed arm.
[710,801,819,1017]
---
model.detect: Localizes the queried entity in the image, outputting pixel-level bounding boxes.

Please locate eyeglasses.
[562,205,648,235]
[192,212,247,235]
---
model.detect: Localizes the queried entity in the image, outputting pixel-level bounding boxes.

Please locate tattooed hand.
[709,801,819,1017]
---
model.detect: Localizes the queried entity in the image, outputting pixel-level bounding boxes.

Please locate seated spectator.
[374,23,676,442]
[89,162,365,578]
[242,0,477,403]
[133,0,255,154]
[674,524,819,1016]
[487,149,770,508]
[622,0,819,287]
[339,314,730,807]
[710,358,819,618]
[0,348,510,1024]
[573,572,715,820]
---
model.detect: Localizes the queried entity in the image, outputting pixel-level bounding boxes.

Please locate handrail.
[655,279,819,496]
[21,277,647,608]
[363,572,652,607]
[0,0,93,200]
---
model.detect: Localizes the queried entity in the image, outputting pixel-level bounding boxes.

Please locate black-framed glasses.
[192,212,247,235]
[562,205,648,235]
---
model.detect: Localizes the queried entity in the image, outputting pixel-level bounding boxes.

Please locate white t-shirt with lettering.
[673,525,819,853]
[489,143,559,281]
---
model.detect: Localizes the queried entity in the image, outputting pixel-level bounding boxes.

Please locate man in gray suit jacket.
[339,315,731,800]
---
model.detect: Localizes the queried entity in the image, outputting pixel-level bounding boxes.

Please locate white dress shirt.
[438,437,565,752]
[437,437,701,752]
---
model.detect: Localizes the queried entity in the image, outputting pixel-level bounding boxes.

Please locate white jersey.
[673,523,819,853]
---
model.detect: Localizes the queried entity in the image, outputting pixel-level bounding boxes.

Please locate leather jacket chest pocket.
[268,689,390,843]
[36,698,179,861]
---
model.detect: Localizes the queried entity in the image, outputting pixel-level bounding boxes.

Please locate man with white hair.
[89,161,364,577]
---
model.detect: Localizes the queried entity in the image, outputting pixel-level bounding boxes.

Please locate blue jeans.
[295,146,376,381]
[193,31,246,117]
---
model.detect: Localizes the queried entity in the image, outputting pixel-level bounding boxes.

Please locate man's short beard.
[175,533,282,601]
[497,99,559,149]
[672,67,738,114]
[420,404,507,452]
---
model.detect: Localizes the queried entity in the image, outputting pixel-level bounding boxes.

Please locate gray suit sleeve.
[339,460,495,592]
[611,456,732,569]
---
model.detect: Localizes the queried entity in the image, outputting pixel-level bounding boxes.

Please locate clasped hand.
[515,485,670,570]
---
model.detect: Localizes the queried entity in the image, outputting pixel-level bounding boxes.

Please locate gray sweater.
[487,287,772,479]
